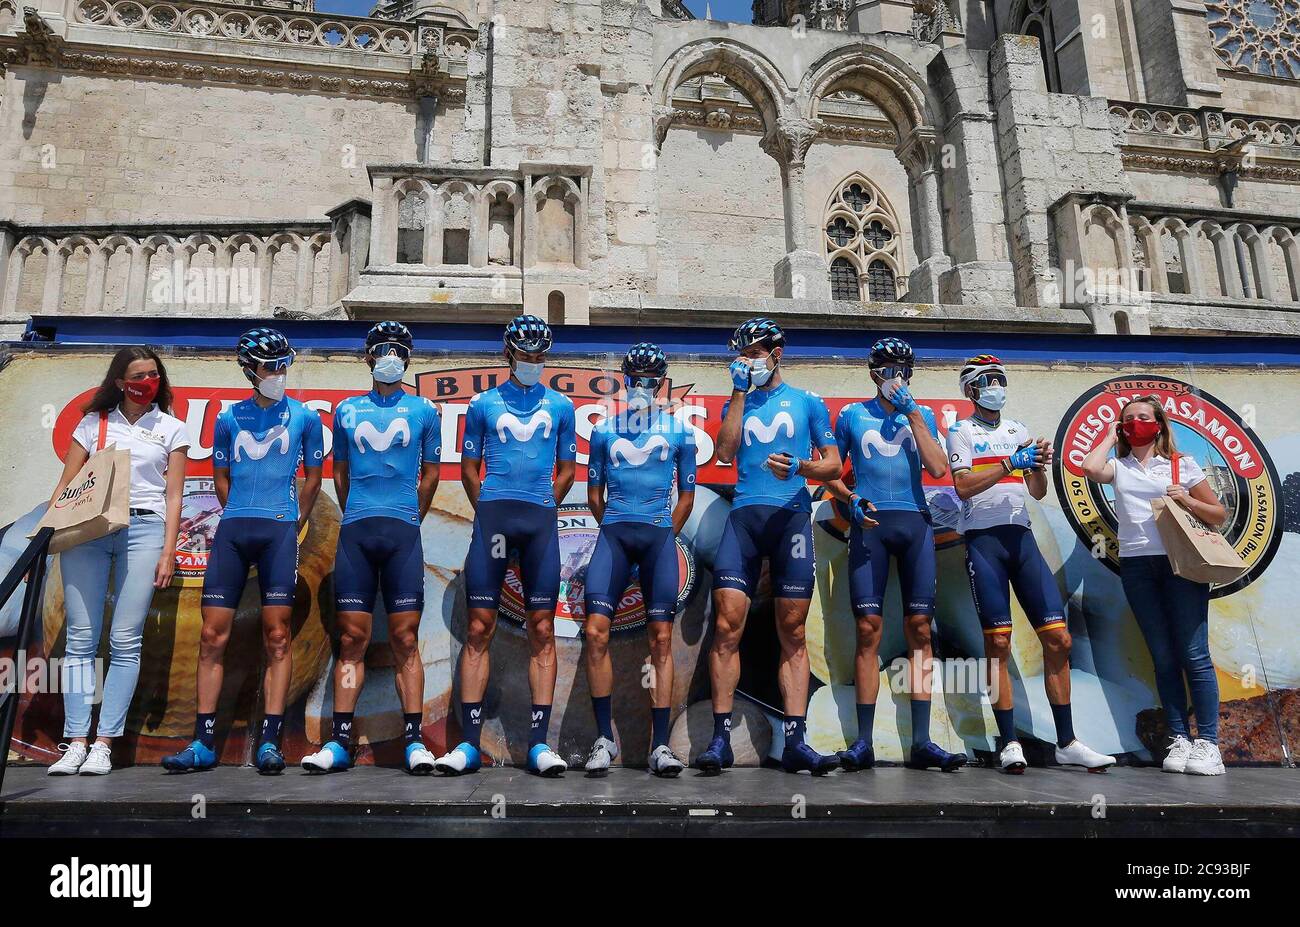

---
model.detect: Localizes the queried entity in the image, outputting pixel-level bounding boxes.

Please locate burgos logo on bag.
[1053,375,1281,596]
[53,470,97,510]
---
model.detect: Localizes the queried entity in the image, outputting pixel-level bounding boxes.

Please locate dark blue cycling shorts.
[712,504,815,600]
[202,516,298,609]
[964,524,1066,635]
[334,517,425,615]
[584,522,679,623]
[464,499,560,612]
[848,509,935,617]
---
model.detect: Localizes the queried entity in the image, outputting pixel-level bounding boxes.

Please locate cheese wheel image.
[38,482,339,764]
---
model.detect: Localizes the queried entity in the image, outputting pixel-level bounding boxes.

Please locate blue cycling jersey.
[461,378,577,507]
[834,397,937,512]
[332,388,441,525]
[723,381,834,511]
[587,409,697,526]
[212,396,325,521]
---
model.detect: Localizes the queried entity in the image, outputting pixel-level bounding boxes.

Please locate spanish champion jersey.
[332,388,442,526]
[587,409,697,526]
[834,397,937,513]
[461,378,577,507]
[945,415,1033,532]
[212,396,325,521]
[724,381,835,512]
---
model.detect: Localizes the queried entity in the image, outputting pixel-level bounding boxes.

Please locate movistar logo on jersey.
[859,427,916,458]
[496,411,552,443]
[609,434,671,467]
[354,418,411,453]
[232,426,289,461]
[744,411,795,445]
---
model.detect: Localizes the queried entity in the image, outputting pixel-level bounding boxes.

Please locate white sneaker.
[583,736,618,776]
[79,742,113,775]
[48,742,88,776]
[648,745,685,778]
[1055,739,1116,772]
[999,741,1027,773]
[1185,739,1225,776]
[1163,735,1194,773]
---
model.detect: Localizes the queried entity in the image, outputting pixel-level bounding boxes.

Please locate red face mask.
[123,376,160,405]
[1121,418,1161,447]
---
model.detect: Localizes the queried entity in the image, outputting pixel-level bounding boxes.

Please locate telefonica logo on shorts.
[49,857,151,907]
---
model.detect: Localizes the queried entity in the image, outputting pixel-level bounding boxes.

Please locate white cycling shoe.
[583,736,618,776]
[999,741,1027,774]
[1185,739,1225,776]
[48,742,88,776]
[1163,735,1193,773]
[433,742,482,776]
[527,744,568,777]
[1055,739,1116,772]
[648,745,685,778]
[406,742,437,775]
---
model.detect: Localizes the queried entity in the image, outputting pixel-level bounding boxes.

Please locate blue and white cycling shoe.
[905,741,968,772]
[527,744,568,777]
[837,739,876,771]
[406,742,436,775]
[781,741,838,775]
[161,740,217,773]
[256,742,286,775]
[694,736,734,775]
[301,740,350,773]
[433,742,482,776]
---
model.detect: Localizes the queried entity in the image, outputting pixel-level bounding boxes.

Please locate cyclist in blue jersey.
[301,322,443,776]
[582,343,696,778]
[163,328,324,774]
[697,318,842,776]
[948,354,1114,773]
[826,337,967,772]
[435,315,577,777]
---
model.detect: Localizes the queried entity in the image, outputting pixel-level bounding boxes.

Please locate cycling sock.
[195,712,216,750]
[651,707,670,749]
[403,713,422,746]
[1051,703,1075,748]
[712,712,732,742]
[332,711,354,749]
[591,695,614,740]
[855,703,876,745]
[529,704,552,748]
[462,701,483,749]
[783,715,807,747]
[910,698,931,746]
[993,707,1016,748]
[260,714,283,747]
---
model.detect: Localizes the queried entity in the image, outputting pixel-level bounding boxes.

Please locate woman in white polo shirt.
[45,347,190,776]
[1081,394,1227,776]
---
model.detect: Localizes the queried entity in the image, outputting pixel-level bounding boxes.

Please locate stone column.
[41,244,66,314]
[125,242,149,315]
[0,225,18,315]
[896,127,952,302]
[760,116,830,300]
[369,176,397,267]
[84,244,108,314]
[295,237,315,310]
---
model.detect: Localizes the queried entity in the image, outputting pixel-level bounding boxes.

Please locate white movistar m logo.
[610,435,670,467]
[859,428,916,458]
[232,426,289,461]
[496,411,552,443]
[355,418,410,453]
[744,412,795,446]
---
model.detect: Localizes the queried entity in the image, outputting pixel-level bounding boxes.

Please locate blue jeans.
[1119,555,1219,743]
[59,513,166,739]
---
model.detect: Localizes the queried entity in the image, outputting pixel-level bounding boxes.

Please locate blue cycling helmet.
[366,320,413,358]
[504,314,553,354]
[729,317,785,352]
[868,337,914,370]
[237,327,294,370]
[622,342,668,379]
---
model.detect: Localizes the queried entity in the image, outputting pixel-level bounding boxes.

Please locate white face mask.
[749,355,775,387]
[256,372,287,402]
[879,375,904,401]
[626,386,654,411]
[976,385,1007,411]
[513,360,544,387]
[372,354,406,384]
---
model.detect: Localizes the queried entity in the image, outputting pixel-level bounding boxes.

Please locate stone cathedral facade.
[1,0,1299,340]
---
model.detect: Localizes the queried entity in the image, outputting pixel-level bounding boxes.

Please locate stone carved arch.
[800,43,930,143]
[480,178,522,268]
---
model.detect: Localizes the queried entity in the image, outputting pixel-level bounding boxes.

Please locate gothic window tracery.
[1207,0,1300,80]
[1017,0,1060,92]
[823,174,905,302]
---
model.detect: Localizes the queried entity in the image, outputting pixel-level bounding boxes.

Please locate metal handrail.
[0,527,54,796]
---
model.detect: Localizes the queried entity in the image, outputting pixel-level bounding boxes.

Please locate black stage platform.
[2,764,1297,837]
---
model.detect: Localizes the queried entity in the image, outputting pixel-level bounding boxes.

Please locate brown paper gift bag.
[31,412,132,554]
[1150,455,1246,585]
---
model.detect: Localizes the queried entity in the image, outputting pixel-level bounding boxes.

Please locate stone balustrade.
[0,219,360,320]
